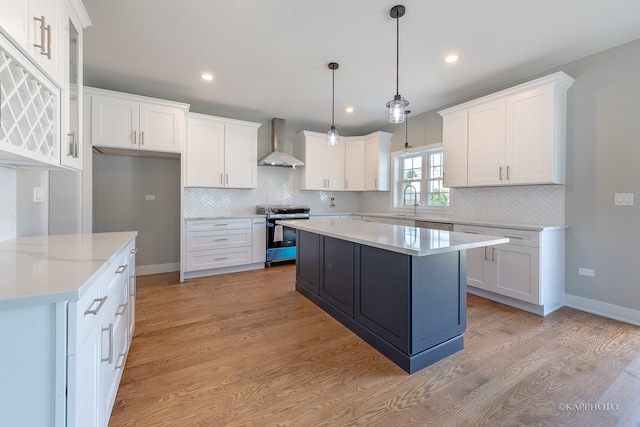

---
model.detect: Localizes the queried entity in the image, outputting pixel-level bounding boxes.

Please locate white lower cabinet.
[183,217,266,279]
[454,224,564,315]
[67,238,136,427]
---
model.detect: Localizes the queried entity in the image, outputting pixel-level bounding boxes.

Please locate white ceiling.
[82,0,640,135]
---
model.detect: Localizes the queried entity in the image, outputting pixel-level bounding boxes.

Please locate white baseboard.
[564,294,640,327]
[136,262,179,276]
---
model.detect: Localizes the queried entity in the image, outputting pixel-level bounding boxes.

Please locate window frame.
[389,143,454,216]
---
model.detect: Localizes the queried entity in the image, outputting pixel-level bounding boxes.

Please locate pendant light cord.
[395,12,400,96]
[332,67,335,127]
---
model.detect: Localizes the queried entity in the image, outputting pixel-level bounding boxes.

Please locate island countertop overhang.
[279,219,509,257]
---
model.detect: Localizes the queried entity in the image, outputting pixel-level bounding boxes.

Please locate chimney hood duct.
[258,118,305,168]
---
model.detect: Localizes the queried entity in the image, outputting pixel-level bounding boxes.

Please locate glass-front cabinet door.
[61,7,82,169]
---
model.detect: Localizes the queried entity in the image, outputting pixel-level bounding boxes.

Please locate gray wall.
[562,40,640,310]
[93,153,180,268]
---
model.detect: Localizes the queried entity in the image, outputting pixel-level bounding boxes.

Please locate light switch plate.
[33,187,44,203]
[145,195,156,201]
[614,193,634,206]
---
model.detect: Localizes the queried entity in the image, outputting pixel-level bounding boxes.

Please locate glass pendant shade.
[327,126,339,146]
[387,95,409,124]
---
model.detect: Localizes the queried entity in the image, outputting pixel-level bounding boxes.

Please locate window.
[392,145,452,213]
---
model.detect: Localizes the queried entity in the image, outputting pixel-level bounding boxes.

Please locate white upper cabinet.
[364,131,392,191]
[298,130,392,192]
[60,0,90,170]
[87,87,189,154]
[344,137,365,191]
[184,113,261,189]
[298,130,345,191]
[441,109,468,188]
[439,72,574,187]
[0,0,63,84]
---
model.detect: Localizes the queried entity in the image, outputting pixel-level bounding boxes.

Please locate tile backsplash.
[0,166,17,240]
[184,166,361,216]
[184,166,565,226]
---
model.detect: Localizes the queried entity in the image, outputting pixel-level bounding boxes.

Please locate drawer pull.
[214,223,228,227]
[215,257,228,261]
[115,264,127,275]
[115,353,126,370]
[504,235,524,240]
[116,302,127,316]
[101,324,113,364]
[214,238,228,242]
[463,231,479,235]
[84,296,108,316]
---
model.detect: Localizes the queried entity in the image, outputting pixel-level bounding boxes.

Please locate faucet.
[402,185,419,215]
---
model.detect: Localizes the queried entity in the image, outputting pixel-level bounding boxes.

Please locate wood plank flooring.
[109,265,640,426]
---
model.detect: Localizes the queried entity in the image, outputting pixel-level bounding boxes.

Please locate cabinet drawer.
[186,247,252,271]
[186,229,251,251]
[490,228,539,247]
[187,218,252,231]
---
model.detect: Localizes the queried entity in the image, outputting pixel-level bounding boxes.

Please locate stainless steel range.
[256,205,310,266]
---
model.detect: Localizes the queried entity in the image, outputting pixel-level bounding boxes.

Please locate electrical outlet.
[578,267,595,277]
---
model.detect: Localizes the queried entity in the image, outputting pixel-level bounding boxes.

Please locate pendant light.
[327,62,339,146]
[386,5,409,124]
[403,110,412,152]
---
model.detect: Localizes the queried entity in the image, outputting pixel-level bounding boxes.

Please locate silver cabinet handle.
[141,131,144,145]
[33,16,51,58]
[462,231,479,234]
[220,173,223,184]
[130,276,136,297]
[115,353,126,370]
[115,264,127,275]
[116,302,127,316]
[491,247,496,261]
[101,324,113,363]
[44,23,51,59]
[504,235,524,240]
[484,246,489,261]
[506,165,511,180]
[499,166,503,180]
[67,132,75,157]
[84,296,108,315]
[214,223,228,227]
[214,238,228,241]
[133,130,136,145]
[345,180,348,189]
[375,178,378,189]
[215,257,228,261]
[225,174,229,184]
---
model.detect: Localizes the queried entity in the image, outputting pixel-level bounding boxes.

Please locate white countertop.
[349,212,567,231]
[281,219,509,257]
[0,231,137,309]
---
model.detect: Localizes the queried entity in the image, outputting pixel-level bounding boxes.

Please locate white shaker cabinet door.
[225,123,258,189]
[324,142,345,191]
[506,86,557,185]
[185,117,225,187]
[344,137,365,191]
[441,110,469,188]
[139,102,184,153]
[467,99,506,187]
[91,95,139,149]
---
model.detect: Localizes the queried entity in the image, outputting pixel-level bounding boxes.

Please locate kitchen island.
[0,232,137,427]
[281,219,508,373]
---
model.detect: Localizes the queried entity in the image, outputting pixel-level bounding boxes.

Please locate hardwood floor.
[109,265,640,426]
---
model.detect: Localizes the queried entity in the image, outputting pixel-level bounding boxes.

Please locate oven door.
[266,219,296,248]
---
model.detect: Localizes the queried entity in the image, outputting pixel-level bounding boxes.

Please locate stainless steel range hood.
[258,118,304,168]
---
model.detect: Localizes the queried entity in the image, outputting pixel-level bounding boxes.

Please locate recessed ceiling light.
[201,73,214,81]
[345,106,355,113]
[444,54,459,64]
